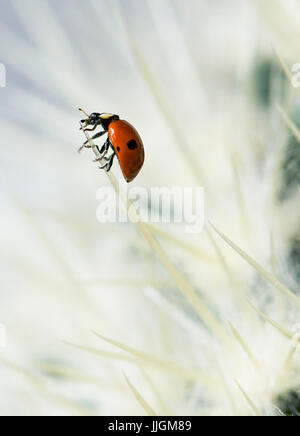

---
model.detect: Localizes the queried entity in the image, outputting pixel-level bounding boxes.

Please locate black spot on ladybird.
[127,139,138,150]
[117,146,120,152]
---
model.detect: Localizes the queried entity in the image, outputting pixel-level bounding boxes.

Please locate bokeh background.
[0,0,299,416]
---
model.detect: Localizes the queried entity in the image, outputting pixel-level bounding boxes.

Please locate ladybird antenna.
[79,108,90,118]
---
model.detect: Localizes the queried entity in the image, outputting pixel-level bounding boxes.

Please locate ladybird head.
[79,108,101,127]
[89,112,101,125]
[79,109,119,130]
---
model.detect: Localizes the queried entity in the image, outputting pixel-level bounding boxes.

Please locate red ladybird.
[79,109,145,183]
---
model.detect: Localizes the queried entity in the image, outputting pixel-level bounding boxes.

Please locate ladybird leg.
[102,136,111,153]
[83,130,106,146]
[93,137,110,161]
[97,137,111,154]
[91,130,106,141]
[99,143,106,154]
[82,125,97,132]
[78,143,90,153]
[80,119,102,131]
[93,153,110,163]
[92,144,106,158]
[78,141,97,153]
[79,120,89,130]
[78,141,99,153]
[106,139,111,151]
[96,140,115,167]
[94,153,110,163]
[106,152,116,173]
[98,151,116,171]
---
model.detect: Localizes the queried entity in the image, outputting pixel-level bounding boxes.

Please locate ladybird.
[79,109,145,183]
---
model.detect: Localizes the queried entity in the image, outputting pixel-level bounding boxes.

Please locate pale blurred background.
[0,0,299,416]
